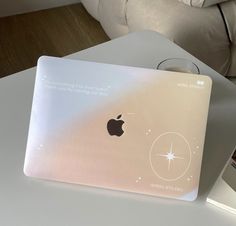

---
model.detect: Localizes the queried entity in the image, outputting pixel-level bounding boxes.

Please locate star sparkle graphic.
[156,143,184,170]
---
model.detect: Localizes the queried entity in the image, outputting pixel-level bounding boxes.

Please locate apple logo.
[107,114,124,137]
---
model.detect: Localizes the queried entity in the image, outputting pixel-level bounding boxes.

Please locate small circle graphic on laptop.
[149,132,191,181]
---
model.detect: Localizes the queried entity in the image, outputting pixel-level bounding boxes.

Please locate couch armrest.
[81,0,100,20]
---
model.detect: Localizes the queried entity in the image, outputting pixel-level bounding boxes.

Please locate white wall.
[0,0,81,17]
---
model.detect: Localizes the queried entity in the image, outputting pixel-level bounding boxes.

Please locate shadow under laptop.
[29,175,199,207]
[198,76,236,198]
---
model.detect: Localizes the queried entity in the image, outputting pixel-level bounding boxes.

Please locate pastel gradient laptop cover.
[24,56,212,201]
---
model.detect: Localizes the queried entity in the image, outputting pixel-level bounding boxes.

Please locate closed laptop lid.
[24,56,212,201]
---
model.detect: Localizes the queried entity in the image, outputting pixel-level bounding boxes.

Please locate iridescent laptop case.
[24,56,212,201]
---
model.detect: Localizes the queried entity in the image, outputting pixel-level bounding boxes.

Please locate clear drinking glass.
[157,58,200,74]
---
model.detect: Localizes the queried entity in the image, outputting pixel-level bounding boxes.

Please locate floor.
[0,3,110,78]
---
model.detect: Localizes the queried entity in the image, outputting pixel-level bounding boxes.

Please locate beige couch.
[81,0,236,78]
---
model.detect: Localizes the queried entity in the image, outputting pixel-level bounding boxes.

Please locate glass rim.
[156,58,200,74]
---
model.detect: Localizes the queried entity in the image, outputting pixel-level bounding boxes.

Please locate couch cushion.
[179,0,228,7]
[221,1,236,76]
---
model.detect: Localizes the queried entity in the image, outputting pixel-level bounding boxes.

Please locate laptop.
[24,56,212,201]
